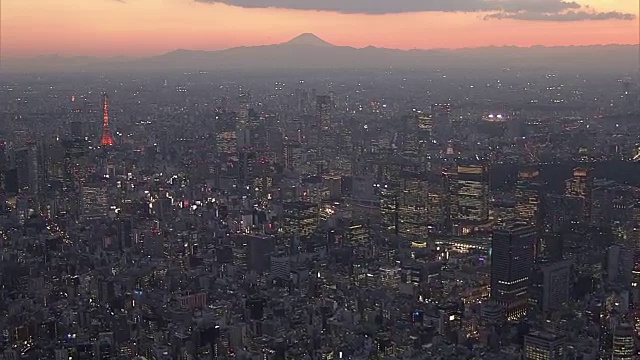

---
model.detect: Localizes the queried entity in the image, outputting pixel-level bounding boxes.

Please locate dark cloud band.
[486,10,636,21]
[194,0,635,21]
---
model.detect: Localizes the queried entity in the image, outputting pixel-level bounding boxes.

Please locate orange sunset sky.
[1,0,638,58]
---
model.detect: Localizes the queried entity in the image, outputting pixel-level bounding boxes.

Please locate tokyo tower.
[100,93,115,146]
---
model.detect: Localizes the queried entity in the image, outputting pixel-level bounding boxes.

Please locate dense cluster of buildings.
[0,70,638,359]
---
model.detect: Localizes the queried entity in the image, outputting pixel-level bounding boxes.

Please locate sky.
[1,0,638,58]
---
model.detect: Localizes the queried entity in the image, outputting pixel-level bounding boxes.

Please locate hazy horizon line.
[3,33,639,61]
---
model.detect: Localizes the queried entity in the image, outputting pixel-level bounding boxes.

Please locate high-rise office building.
[608,245,634,285]
[564,167,593,223]
[516,168,542,227]
[236,126,251,150]
[270,251,290,281]
[541,260,571,312]
[13,146,38,195]
[491,223,536,320]
[398,177,429,238]
[417,113,433,133]
[539,233,563,263]
[524,331,566,360]
[0,140,6,173]
[238,93,250,126]
[316,95,331,131]
[238,151,256,187]
[631,204,640,291]
[426,181,447,231]
[431,103,452,142]
[450,164,489,226]
[379,189,399,234]
[612,323,635,360]
[281,201,318,240]
[236,93,252,151]
[81,184,109,221]
[117,218,133,250]
[345,219,370,246]
[245,234,275,274]
[591,183,614,228]
[283,141,303,171]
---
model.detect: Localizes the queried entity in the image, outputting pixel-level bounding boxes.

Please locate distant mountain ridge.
[2,33,638,73]
[284,33,335,47]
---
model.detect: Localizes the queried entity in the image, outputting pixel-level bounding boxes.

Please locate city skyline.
[2,0,639,58]
[2,7,640,354]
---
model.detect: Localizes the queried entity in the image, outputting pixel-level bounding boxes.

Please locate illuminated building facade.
[633,143,640,162]
[216,131,237,155]
[417,113,433,132]
[398,177,429,238]
[515,168,542,227]
[612,323,635,360]
[450,164,489,226]
[524,331,566,360]
[379,189,399,234]
[81,183,109,221]
[491,223,536,320]
[281,201,317,240]
[564,167,593,223]
[426,185,447,230]
[346,219,370,246]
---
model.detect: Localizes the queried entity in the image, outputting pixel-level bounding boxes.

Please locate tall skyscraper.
[316,95,331,131]
[564,167,592,223]
[417,113,433,133]
[425,172,448,231]
[539,233,564,263]
[13,146,38,195]
[612,323,635,360]
[431,103,452,142]
[100,93,115,147]
[541,260,571,312]
[416,112,434,154]
[491,223,536,320]
[238,93,250,126]
[345,219,370,246]
[281,201,317,240]
[398,176,429,238]
[524,331,566,360]
[238,151,256,187]
[283,141,303,171]
[379,189,399,235]
[450,164,489,227]
[515,167,542,227]
[271,253,290,282]
[81,183,109,221]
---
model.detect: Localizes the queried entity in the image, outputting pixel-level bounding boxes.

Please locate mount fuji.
[1,33,637,73]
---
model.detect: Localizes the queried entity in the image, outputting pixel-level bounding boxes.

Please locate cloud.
[194,0,635,21]
[193,0,586,14]
[486,10,636,21]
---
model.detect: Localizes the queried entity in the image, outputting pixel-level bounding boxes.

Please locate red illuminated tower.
[100,93,115,146]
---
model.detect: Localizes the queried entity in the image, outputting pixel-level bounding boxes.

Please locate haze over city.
[2,1,640,360]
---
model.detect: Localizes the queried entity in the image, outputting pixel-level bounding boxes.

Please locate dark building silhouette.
[491,223,536,320]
